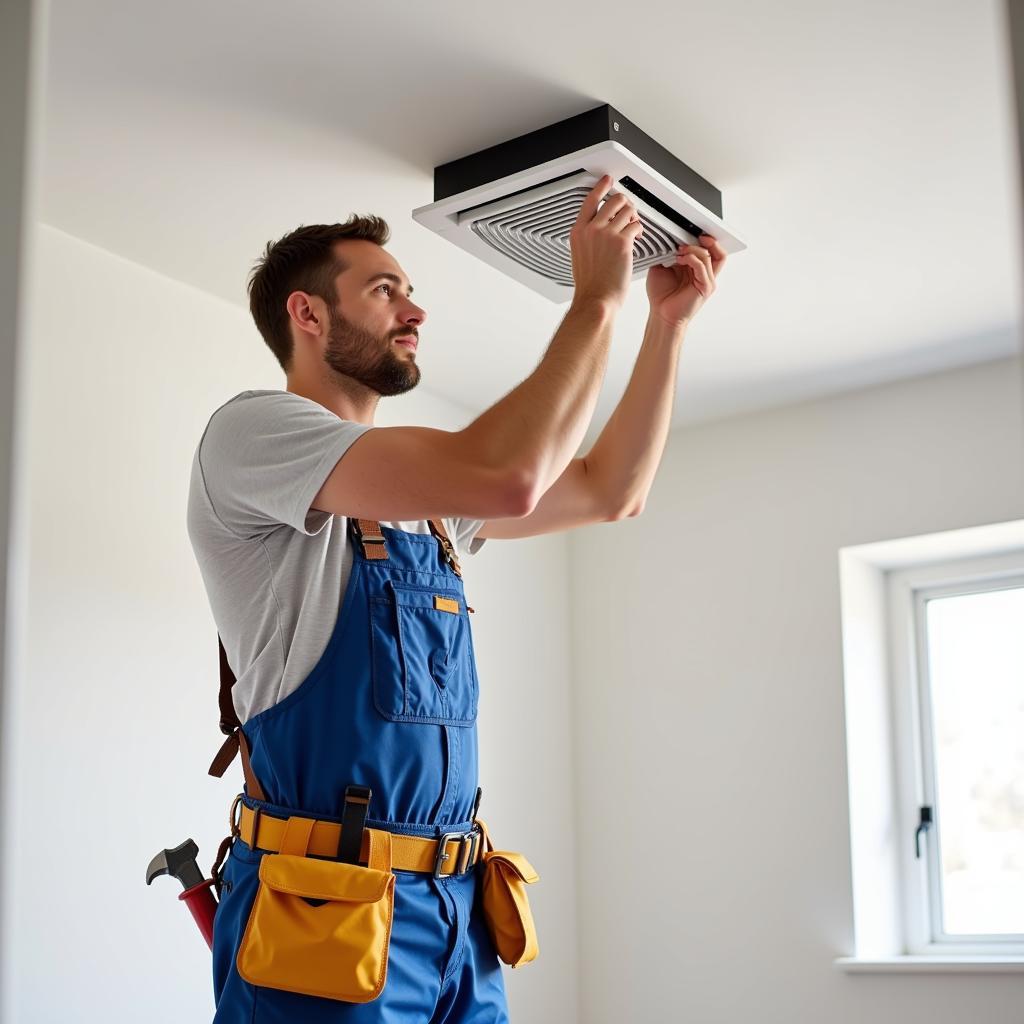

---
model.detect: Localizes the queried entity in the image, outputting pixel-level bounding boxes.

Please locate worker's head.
[247,217,427,396]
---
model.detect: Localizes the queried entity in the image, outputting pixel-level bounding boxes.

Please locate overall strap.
[350,516,462,578]
[426,518,462,578]
[207,635,267,802]
[349,518,390,562]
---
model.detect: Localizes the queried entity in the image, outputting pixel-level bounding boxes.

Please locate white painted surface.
[569,355,1024,1022]
[37,0,1023,435]
[0,0,48,1020]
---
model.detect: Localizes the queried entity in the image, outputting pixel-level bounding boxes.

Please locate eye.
[375,283,391,296]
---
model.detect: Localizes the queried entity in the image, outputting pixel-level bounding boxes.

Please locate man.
[186,175,724,1022]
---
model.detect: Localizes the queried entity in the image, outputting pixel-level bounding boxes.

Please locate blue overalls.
[210,518,510,1022]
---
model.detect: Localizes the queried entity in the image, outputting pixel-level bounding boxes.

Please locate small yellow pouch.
[476,818,540,969]
[237,815,395,1002]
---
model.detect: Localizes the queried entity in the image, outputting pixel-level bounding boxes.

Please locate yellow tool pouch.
[236,816,395,1002]
[476,818,540,968]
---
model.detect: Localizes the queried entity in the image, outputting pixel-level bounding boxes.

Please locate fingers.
[675,233,727,289]
[675,243,713,297]
[598,191,630,224]
[578,174,614,221]
[678,253,712,296]
[578,175,640,235]
[698,233,727,273]
[607,197,640,233]
[680,246,713,282]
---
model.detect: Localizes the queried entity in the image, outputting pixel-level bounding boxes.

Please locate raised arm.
[312,175,643,523]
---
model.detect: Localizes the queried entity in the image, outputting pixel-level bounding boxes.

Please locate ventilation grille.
[458,173,686,289]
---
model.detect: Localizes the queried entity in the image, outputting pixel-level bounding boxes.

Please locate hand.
[645,233,727,329]
[570,175,645,311]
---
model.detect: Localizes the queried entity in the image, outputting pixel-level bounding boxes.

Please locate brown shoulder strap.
[351,518,390,562]
[350,516,462,577]
[207,634,267,802]
[209,518,460,797]
[427,518,462,577]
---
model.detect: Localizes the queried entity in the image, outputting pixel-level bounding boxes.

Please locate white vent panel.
[459,173,685,289]
[412,140,747,303]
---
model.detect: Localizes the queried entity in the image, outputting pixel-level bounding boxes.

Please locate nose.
[400,302,426,333]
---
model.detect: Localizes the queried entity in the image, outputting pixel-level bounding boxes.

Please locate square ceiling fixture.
[412,103,747,302]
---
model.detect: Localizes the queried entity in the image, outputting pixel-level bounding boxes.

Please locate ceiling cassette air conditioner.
[412,103,747,303]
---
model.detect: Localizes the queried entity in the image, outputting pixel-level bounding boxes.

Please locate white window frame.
[835,519,1024,973]
[889,553,1024,957]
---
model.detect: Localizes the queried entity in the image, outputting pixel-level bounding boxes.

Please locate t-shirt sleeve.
[198,392,374,538]
[444,516,488,558]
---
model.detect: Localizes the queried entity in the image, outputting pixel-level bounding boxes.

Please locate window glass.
[924,585,1024,935]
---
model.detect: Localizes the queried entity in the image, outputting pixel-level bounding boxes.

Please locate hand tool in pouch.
[147,838,219,949]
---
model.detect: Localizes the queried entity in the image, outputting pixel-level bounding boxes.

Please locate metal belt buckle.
[433,825,482,878]
[229,793,244,839]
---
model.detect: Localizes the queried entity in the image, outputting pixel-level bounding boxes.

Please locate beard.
[322,306,421,397]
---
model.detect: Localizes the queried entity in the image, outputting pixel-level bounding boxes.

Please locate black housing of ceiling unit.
[433,103,724,220]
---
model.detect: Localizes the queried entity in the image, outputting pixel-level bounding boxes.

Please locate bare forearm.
[585,316,686,515]
[462,298,615,501]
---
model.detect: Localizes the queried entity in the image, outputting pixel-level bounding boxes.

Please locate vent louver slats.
[459,174,684,290]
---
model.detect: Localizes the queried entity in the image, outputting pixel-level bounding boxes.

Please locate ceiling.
[39,0,1024,445]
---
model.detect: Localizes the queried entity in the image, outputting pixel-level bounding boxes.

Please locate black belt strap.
[337,784,372,863]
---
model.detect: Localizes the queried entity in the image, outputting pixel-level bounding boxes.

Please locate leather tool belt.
[233,798,485,878]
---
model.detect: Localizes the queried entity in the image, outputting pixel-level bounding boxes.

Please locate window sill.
[834,956,1024,973]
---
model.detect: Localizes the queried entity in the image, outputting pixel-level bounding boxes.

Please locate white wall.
[4,223,578,1023]
[569,353,1024,1022]
[0,0,46,1013]
[10,222,1024,1023]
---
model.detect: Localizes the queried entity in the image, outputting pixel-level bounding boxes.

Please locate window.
[890,556,1024,954]
[837,521,1024,970]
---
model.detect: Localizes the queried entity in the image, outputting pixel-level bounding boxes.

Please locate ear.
[286,291,323,338]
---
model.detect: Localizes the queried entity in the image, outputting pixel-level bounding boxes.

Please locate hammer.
[147,838,219,949]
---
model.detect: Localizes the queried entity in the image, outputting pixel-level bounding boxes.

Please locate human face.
[323,241,427,396]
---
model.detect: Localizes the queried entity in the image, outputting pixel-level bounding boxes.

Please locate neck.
[285,372,379,424]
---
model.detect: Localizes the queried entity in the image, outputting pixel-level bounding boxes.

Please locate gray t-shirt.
[186,389,488,724]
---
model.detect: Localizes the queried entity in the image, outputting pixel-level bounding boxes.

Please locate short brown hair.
[247,216,390,372]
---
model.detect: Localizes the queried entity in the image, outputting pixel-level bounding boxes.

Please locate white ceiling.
[39,0,1024,446]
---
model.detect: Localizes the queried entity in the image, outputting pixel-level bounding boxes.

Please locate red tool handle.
[179,878,219,949]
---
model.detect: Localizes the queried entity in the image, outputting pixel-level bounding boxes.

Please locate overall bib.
[210,518,510,1023]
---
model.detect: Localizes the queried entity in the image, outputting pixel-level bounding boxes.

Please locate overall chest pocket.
[370,581,479,726]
